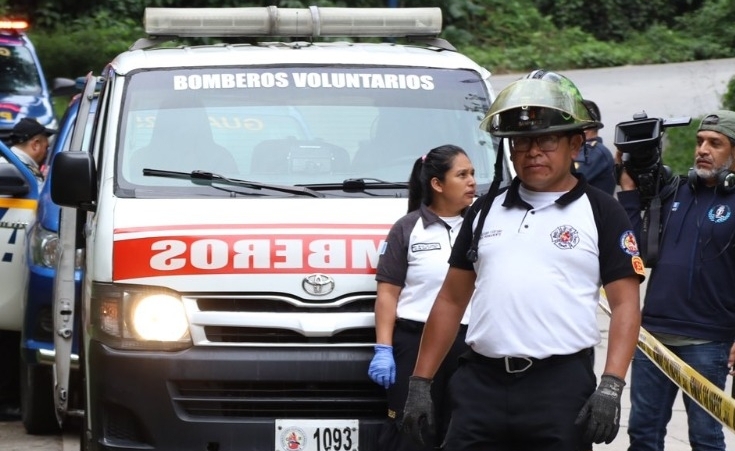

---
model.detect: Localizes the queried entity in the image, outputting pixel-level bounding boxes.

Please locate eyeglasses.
[510,134,565,153]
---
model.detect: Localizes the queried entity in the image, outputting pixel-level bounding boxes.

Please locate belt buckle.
[504,356,533,373]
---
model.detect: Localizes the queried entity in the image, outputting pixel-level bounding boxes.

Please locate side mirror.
[51,77,79,97]
[0,163,30,195]
[50,152,97,211]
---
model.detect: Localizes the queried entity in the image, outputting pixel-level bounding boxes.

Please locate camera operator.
[616,109,735,451]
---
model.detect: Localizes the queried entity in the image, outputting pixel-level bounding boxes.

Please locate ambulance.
[50,7,507,451]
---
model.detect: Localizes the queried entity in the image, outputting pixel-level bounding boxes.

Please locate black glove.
[400,376,434,447]
[574,374,626,444]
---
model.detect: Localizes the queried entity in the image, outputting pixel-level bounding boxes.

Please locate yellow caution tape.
[598,299,735,432]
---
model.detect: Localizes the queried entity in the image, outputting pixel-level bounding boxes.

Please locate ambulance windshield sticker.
[125,67,489,113]
[173,72,435,91]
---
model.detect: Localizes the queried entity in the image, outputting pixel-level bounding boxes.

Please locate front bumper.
[86,341,386,451]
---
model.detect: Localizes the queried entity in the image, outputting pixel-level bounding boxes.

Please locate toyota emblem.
[302,274,335,296]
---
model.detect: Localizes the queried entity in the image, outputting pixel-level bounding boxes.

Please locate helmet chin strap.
[466,139,506,263]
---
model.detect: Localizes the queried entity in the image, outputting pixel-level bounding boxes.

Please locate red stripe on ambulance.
[113,232,388,279]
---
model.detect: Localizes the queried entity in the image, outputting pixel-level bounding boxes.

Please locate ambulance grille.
[204,326,376,344]
[197,297,375,312]
[172,381,386,419]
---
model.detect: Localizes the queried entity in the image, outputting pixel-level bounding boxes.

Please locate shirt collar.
[502,174,587,209]
[418,203,467,228]
[10,146,40,170]
[419,203,443,228]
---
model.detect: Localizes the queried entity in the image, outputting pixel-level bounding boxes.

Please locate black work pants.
[378,319,468,451]
[443,349,595,451]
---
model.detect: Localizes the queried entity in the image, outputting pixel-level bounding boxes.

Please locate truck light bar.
[144,6,442,38]
[0,19,29,31]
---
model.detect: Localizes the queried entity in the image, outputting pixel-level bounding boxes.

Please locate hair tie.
[421,154,427,162]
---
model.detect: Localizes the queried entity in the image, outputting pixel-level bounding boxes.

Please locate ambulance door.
[53,74,96,426]
[0,146,38,331]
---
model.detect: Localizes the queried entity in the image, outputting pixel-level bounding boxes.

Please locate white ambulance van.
[50,7,506,451]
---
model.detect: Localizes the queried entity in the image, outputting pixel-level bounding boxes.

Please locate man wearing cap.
[617,109,735,451]
[575,99,616,195]
[0,117,56,182]
[401,70,643,450]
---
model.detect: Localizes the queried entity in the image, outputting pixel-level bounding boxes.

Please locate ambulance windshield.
[117,67,497,197]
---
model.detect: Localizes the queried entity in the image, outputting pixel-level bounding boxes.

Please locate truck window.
[0,44,43,96]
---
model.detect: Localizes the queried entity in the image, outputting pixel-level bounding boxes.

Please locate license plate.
[275,419,359,451]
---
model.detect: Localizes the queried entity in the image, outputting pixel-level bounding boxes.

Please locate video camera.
[614,112,691,204]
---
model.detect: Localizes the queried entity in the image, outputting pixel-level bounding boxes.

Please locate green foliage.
[28,11,143,82]
[722,77,735,111]
[533,0,707,42]
[675,0,735,60]
[662,121,699,176]
[3,0,733,91]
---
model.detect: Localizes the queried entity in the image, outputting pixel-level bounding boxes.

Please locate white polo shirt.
[377,203,471,324]
[450,177,644,359]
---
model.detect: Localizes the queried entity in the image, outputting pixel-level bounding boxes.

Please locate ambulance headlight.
[91,283,191,351]
[131,294,188,341]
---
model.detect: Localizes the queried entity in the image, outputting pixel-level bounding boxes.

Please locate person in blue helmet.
[575,99,616,195]
[400,70,644,451]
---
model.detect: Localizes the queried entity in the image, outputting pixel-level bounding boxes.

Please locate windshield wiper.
[142,169,325,198]
[299,178,409,193]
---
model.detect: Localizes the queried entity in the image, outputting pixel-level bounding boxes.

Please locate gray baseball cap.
[698,110,735,142]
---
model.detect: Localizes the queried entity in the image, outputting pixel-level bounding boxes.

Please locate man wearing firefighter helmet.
[400,70,643,450]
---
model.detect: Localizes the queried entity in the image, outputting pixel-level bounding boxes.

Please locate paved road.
[2,58,735,450]
[490,58,735,147]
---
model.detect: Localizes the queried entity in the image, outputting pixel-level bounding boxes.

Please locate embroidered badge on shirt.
[631,256,645,275]
[708,204,731,223]
[619,230,640,256]
[481,229,502,239]
[550,225,579,249]
[411,242,441,252]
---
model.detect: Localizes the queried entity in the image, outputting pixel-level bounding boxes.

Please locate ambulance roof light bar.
[144,6,442,38]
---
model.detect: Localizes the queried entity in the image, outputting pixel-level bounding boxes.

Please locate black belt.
[395,318,468,334]
[463,348,591,374]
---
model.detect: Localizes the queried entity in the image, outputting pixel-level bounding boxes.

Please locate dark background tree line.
[0,0,733,187]
[1,0,733,83]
